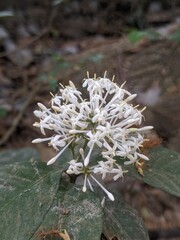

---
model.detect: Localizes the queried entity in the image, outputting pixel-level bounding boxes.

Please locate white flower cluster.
[32,74,153,200]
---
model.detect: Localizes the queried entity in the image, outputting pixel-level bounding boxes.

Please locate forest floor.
[0,1,180,239]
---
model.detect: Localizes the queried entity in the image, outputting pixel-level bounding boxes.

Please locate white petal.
[90,175,115,201]
[137,153,149,161]
[32,137,51,143]
[138,126,154,131]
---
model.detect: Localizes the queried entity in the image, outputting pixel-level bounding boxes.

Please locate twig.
[0,83,41,146]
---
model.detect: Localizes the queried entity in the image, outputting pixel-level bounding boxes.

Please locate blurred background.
[0,0,179,239]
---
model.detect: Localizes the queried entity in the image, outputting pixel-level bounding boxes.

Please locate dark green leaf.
[103,192,149,240]
[32,177,103,240]
[0,147,39,165]
[0,148,61,240]
[0,148,102,240]
[126,147,180,197]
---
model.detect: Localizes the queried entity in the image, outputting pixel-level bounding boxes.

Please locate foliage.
[169,28,180,43]
[103,192,149,240]
[128,28,180,44]
[0,146,180,239]
[0,107,8,118]
[126,147,180,197]
[128,29,161,44]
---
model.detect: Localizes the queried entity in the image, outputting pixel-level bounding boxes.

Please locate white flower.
[66,160,84,175]
[32,73,153,200]
[93,159,114,179]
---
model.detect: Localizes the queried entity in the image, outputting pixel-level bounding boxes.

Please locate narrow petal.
[47,139,73,165]
[90,175,115,201]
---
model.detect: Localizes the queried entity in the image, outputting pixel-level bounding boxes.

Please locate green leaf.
[0,148,61,240]
[103,192,149,240]
[128,30,161,44]
[126,147,180,197]
[169,28,180,43]
[0,107,8,118]
[49,79,58,93]
[0,147,39,165]
[56,187,103,240]
[33,177,103,240]
[0,148,102,240]
[128,30,147,44]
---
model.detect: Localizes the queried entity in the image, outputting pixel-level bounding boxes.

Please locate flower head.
[32,74,153,200]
